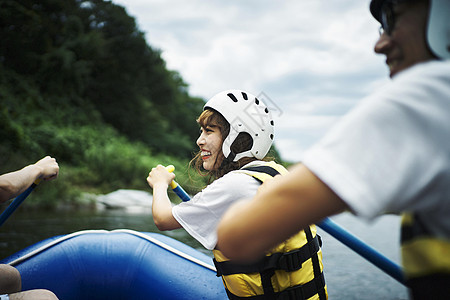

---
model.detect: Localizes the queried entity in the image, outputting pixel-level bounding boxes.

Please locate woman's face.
[196,124,224,171]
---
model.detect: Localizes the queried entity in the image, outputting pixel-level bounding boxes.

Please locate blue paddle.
[0,179,41,227]
[318,218,405,285]
[164,167,406,285]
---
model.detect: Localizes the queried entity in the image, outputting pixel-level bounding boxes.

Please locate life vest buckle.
[276,234,321,272]
[277,250,304,272]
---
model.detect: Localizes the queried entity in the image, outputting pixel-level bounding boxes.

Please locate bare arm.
[216,163,348,261]
[0,156,59,203]
[147,165,182,231]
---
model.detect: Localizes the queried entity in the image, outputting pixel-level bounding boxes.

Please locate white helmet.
[370,0,450,59]
[204,90,275,162]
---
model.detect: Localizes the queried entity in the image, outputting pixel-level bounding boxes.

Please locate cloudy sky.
[112,0,391,162]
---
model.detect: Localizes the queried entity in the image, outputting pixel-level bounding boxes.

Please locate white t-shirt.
[172,161,264,250]
[303,60,450,239]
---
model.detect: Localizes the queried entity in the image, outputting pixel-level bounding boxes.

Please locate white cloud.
[112,0,390,162]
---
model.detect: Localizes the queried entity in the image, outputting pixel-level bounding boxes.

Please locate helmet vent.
[255,98,260,105]
[270,120,274,126]
[265,108,269,113]
[270,134,274,140]
[227,93,238,102]
[242,92,248,100]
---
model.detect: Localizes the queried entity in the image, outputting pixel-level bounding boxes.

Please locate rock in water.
[97,189,153,210]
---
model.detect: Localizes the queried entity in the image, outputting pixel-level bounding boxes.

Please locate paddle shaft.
[171,185,191,202]
[318,218,405,285]
[168,178,406,286]
[0,182,38,227]
[165,165,190,202]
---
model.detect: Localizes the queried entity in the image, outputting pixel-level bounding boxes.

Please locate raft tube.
[0,229,226,299]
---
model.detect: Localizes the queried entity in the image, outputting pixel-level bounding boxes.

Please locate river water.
[0,193,409,299]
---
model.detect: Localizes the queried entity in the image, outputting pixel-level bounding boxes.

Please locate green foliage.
[1,0,205,158]
[0,120,202,208]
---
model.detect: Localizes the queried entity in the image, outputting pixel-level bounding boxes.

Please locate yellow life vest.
[401,213,450,298]
[213,162,328,299]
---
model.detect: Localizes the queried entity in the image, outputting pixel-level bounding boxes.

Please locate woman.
[147,90,327,299]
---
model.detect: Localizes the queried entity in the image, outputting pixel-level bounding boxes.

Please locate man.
[216,0,450,299]
[1,156,59,300]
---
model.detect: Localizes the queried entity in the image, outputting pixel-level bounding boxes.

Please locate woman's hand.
[147,164,181,231]
[147,165,175,189]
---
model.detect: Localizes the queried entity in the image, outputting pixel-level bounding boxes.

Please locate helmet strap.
[226,151,236,162]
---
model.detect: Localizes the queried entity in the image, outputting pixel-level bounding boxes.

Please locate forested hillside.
[0,0,207,207]
[0,0,283,208]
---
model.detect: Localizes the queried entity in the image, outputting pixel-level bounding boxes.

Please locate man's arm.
[216,163,348,261]
[0,156,59,203]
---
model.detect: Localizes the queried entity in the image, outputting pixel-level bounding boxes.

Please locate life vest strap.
[401,212,432,243]
[407,273,450,299]
[225,272,326,300]
[241,165,282,177]
[214,234,321,276]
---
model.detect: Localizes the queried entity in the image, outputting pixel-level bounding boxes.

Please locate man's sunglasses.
[379,1,397,35]
[378,0,412,36]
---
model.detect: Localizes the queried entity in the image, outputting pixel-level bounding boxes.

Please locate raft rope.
[7,229,216,272]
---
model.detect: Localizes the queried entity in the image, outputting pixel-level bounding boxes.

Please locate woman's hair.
[190,108,261,183]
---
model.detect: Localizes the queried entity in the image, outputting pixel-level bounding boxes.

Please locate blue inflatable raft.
[0,229,227,299]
